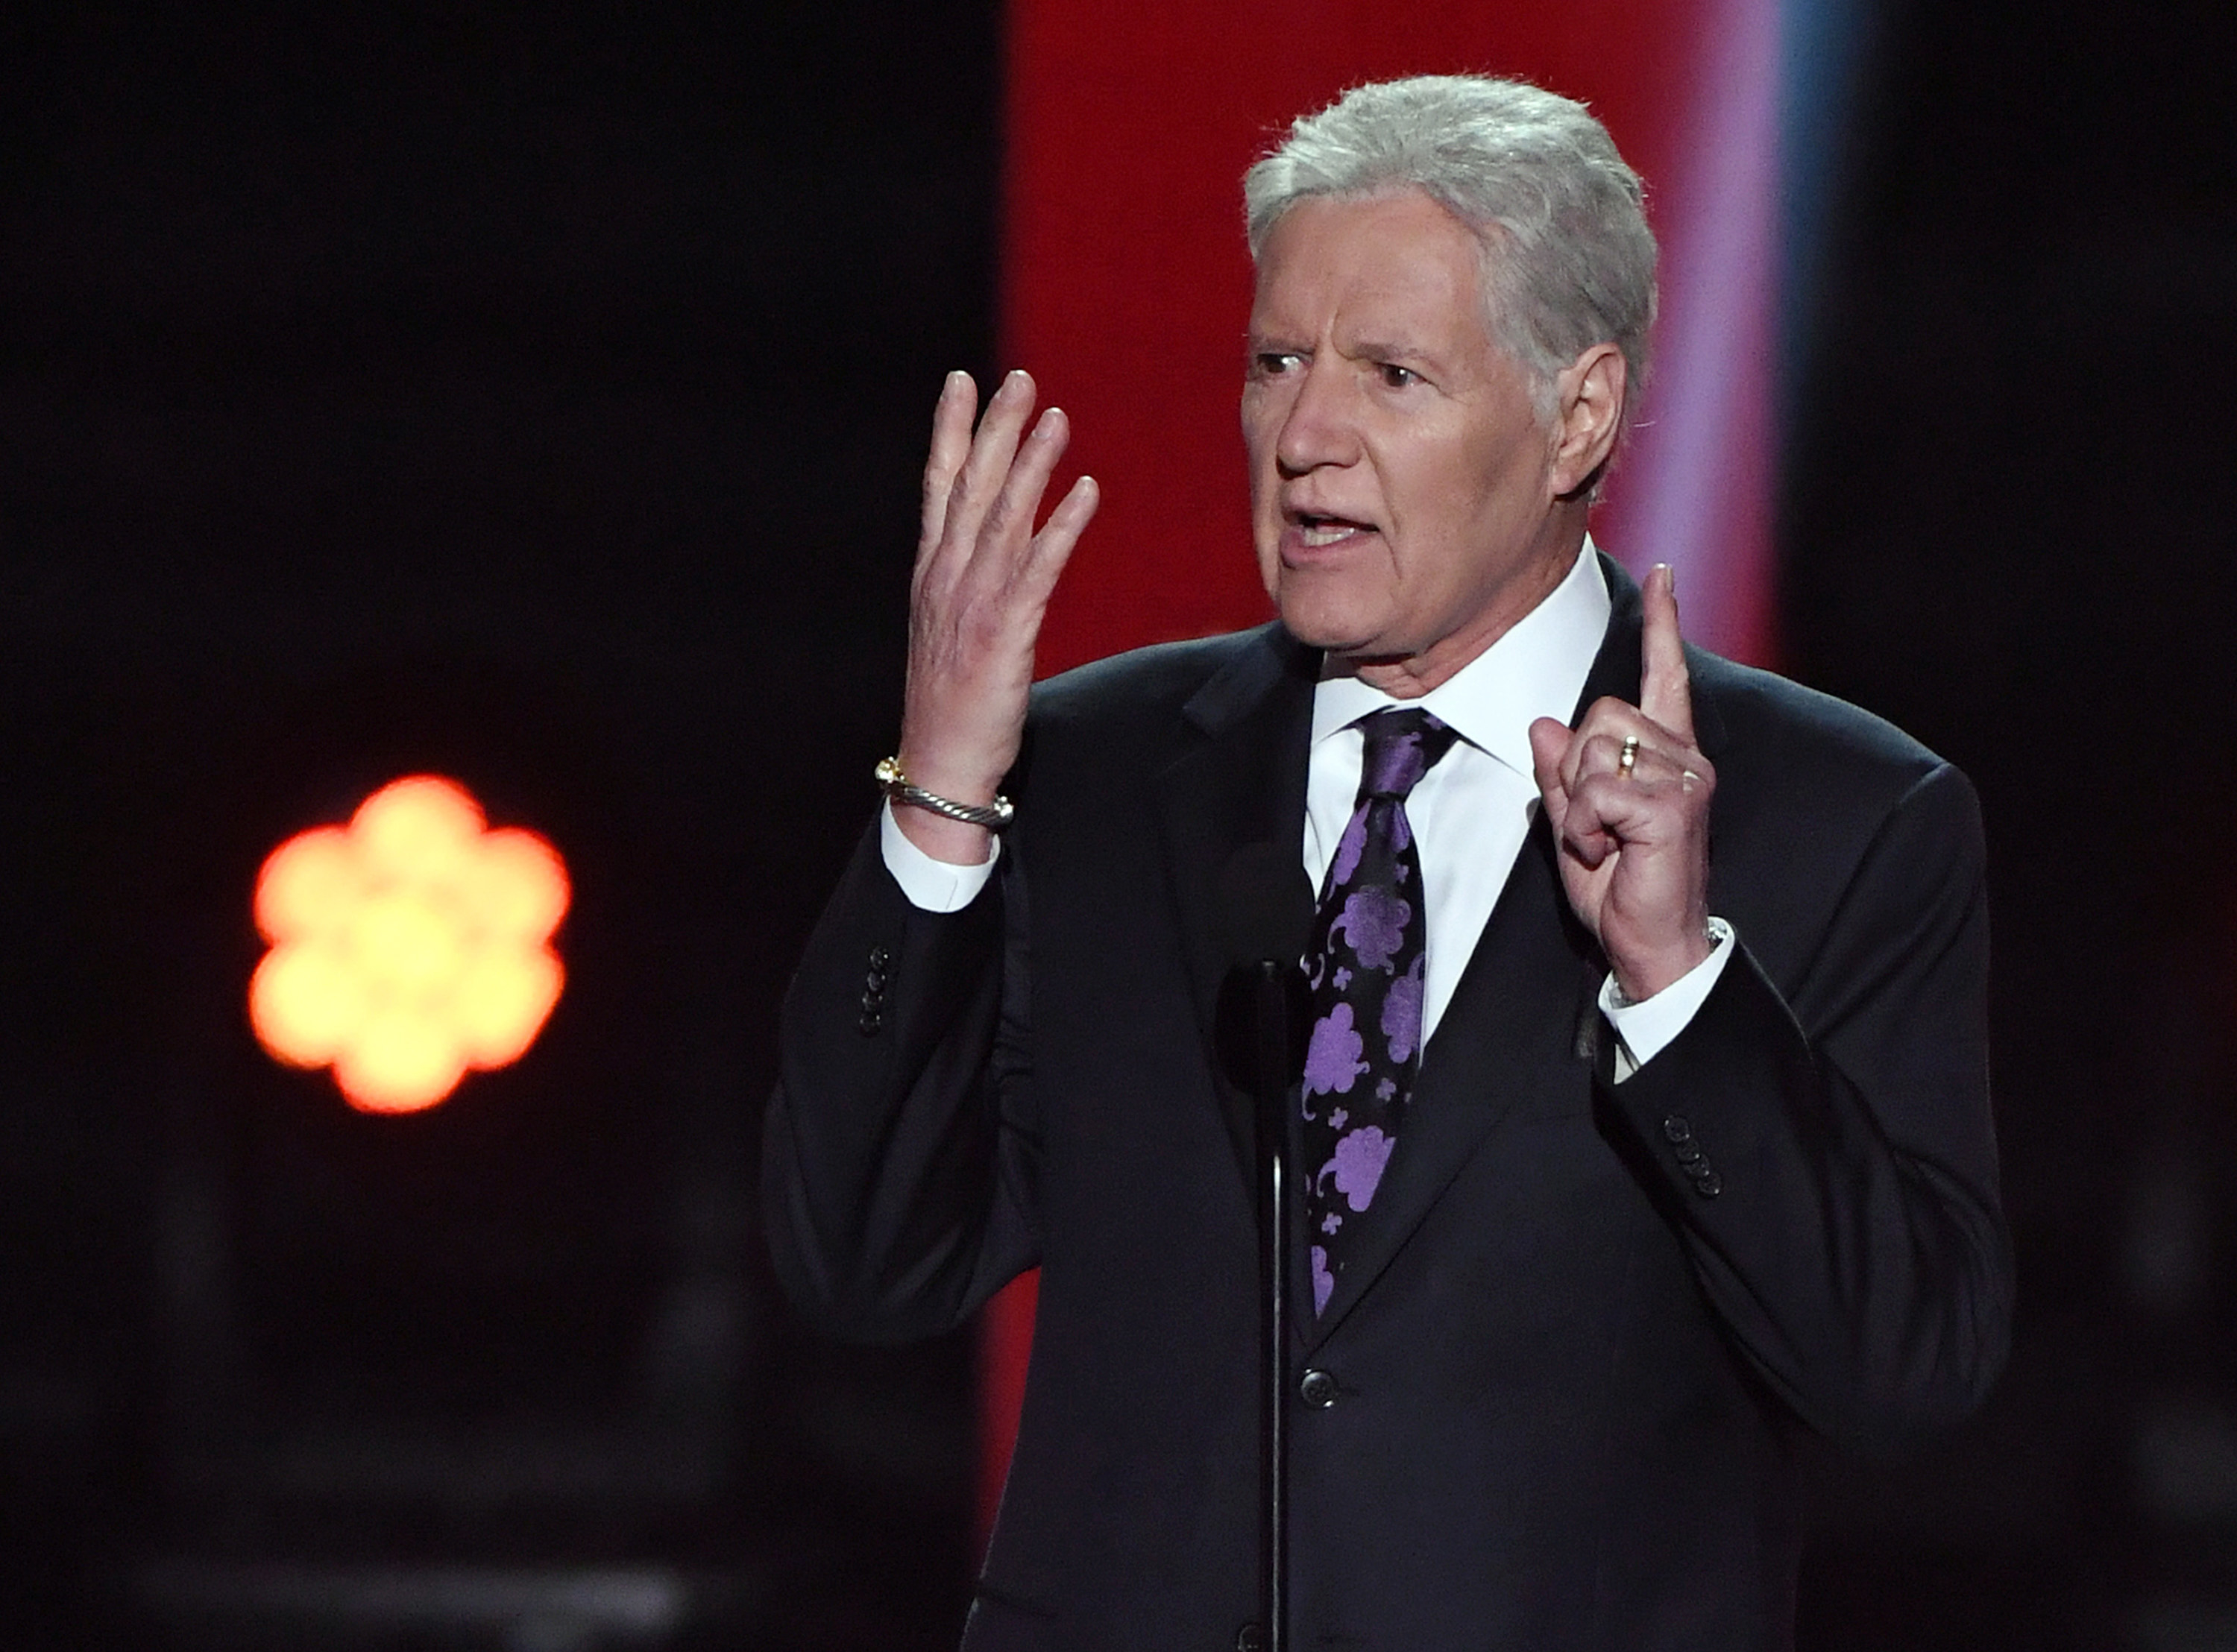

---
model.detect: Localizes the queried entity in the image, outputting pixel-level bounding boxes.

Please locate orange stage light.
[249,776,570,1113]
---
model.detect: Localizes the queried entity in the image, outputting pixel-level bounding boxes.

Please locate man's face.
[1244,189,1575,690]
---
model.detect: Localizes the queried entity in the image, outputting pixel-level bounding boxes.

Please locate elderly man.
[765,75,2010,1651]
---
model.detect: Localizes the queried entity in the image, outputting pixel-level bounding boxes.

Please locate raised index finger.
[1639,562,1696,745]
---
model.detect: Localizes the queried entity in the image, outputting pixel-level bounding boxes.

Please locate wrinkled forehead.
[1248,189,1509,351]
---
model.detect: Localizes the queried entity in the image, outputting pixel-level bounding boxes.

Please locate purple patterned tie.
[1300,707,1460,1315]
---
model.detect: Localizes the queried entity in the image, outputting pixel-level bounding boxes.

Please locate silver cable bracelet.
[875,756,1015,830]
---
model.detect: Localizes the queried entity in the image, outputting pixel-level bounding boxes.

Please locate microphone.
[1214,842,1314,1093]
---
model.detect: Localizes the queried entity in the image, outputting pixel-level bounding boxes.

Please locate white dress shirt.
[881,541,1731,1070]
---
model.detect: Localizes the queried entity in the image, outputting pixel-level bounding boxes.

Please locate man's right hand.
[894,369,1100,866]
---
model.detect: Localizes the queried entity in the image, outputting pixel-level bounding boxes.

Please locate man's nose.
[1274,360,1360,477]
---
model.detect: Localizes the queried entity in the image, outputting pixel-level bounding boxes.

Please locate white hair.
[1245,75,1658,415]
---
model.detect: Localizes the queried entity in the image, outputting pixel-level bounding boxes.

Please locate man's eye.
[1378,362,1420,389]
[1253,351,1303,376]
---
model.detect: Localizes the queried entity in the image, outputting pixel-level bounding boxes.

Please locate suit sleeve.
[1599,759,2012,1449]
[761,822,1042,1344]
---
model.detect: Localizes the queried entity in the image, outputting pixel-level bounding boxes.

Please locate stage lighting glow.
[250,776,570,1113]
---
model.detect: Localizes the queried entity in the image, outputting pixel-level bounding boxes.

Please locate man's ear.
[1548,344,1627,501]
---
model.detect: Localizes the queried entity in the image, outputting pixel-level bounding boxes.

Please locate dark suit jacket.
[764,559,2012,1651]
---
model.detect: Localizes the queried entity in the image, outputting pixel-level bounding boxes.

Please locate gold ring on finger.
[1617,734,1640,778]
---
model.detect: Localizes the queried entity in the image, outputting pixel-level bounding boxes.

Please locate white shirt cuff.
[1599,917,1736,1079]
[878,801,1001,912]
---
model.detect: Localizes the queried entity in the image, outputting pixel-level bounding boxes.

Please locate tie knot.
[1356,707,1459,801]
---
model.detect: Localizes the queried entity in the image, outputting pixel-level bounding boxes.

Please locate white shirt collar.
[1309,539,1612,778]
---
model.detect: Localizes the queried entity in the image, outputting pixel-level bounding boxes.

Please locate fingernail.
[946,369,968,392]
[1005,368,1030,391]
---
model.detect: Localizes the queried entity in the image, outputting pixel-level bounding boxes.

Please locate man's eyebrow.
[1348,338,1438,367]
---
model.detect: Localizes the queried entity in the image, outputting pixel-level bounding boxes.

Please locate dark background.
[1,1,2233,1646]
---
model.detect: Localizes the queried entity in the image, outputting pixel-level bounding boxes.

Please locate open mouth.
[1292,512,1377,547]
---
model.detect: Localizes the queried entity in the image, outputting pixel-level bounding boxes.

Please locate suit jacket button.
[1691,1169,1722,1198]
[857,1012,881,1037]
[868,946,893,970]
[1662,1115,1693,1144]
[1236,1624,1265,1652]
[1298,1368,1338,1408]
[1673,1141,1702,1165]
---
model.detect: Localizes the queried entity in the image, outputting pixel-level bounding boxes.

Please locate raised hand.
[1526,564,1715,1001]
[896,369,1101,864]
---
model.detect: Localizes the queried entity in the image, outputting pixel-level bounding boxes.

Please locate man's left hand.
[1527,562,1716,1002]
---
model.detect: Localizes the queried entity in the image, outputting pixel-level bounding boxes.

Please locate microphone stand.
[1246,959,1291,1652]
[1215,841,1310,1652]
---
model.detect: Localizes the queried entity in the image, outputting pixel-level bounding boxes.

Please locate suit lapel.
[1299,811,1599,1344]
[1300,552,1729,1345]
[1153,625,1318,1190]
[1145,557,1733,1328]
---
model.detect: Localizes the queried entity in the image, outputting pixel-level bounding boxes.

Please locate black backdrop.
[1,1,2233,1647]
[1787,0,2237,1642]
